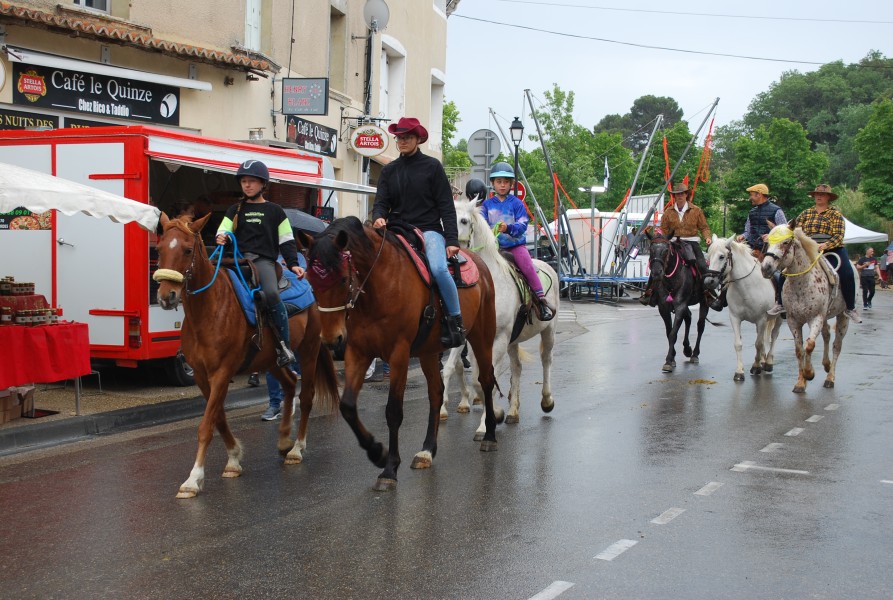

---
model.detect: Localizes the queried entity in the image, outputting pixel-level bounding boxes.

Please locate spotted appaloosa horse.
[705,235,782,381]
[761,224,849,393]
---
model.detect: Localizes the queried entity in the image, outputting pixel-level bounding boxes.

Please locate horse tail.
[314,344,341,416]
[518,346,533,363]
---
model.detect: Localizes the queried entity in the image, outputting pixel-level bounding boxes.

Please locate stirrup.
[276,342,296,367]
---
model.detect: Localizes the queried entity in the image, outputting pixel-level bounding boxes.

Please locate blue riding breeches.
[423,230,461,316]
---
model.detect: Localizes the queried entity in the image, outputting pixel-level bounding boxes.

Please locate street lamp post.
[509,117,524,197]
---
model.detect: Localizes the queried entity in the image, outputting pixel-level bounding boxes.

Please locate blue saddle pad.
[226,269,315,326]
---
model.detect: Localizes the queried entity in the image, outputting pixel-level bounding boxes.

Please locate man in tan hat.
[792,184,861,323]
[710,183,788,313]
[372,116,466,347]
[639,182,712,305]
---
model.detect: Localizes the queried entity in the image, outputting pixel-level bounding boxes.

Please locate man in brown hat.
[793,184,861,323]
[639,182,712,305]
[372,116,466,347]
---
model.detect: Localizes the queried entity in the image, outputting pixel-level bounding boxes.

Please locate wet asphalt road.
[1,292,891,599]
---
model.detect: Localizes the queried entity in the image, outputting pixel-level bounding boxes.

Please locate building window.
[73,0,109,12]
[245,0,261,52]
[328,5,347,92]
[378,35,406,121]
[429,69,446,154]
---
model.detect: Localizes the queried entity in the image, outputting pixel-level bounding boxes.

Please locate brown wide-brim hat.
[807,183,839,201]
[388,117,429,143]
[669,182,689,195]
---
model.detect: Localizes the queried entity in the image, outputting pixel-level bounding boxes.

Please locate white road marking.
[529,581,574,600]
[785,427,804,436]
[881,480,893,485]
[595,539,638,561]
[694,481,724,496]
[651,507,686,525]
[731,461,809,475]
[760,442,784,453]
[825,404,840,411]
[806,415,824,423]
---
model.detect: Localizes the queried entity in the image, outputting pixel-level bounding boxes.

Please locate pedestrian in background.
[856,247,878,310]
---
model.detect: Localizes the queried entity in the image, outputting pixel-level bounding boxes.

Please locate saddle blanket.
[226,269,315,326]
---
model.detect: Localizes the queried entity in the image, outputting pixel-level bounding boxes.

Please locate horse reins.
[316,230,388,314]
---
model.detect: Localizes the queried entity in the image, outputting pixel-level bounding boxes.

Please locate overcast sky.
[444,0,893,155]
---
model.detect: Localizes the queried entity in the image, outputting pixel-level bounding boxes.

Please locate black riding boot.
[441,314,466,349]
[270,302,296,367]
[537,296,555,321]
[709,287,727,311]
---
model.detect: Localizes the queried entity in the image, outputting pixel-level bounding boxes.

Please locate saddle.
[224,259,315,327]
[384,222,480,288]
[500,250,552,339]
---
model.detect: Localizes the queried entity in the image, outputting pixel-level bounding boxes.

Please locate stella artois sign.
[17,70,47,102]
[350,124,388,157]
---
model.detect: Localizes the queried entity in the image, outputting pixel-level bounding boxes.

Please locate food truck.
[0,125,371,384]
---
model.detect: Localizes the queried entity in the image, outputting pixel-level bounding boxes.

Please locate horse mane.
[457,200,516,280]
[793,227,819,262]
[311,216,373,270]
[727,236,756,261]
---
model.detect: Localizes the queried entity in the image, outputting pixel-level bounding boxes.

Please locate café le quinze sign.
[13,63,180,126]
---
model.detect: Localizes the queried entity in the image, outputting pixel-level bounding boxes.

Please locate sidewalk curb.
[0,387,265,457]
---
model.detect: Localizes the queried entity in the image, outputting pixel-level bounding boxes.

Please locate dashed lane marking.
[651,507,686,525]
[785,427,804,436]
[805,415,824,423]
[595,539,638,561]
[528,581,574,600]
[694,481,724,496]
[882,480,893,485]
[825,404,840,411]
[760,442,785,453]
[731,460,810,475]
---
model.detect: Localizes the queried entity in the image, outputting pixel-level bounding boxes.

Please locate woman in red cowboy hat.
[372,116,466,347]
[792,184,861,323]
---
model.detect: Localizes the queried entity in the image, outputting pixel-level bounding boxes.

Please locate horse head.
[301,216,370,347]
[455,197,497,255]
[761,223,818,278]
[647,233,670,279]
[153,212,212,310]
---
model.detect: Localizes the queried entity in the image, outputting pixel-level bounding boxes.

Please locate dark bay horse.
[300,216,499,491]
[153,213,339,499]
[647,231,709,372]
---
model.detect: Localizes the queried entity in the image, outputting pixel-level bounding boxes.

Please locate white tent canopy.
[0,161,160,231]
[844,217,888,244]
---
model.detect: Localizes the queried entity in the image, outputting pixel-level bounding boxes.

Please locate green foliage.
[594,95,684,154]
[441,99,471,170]
[723,118,829,231]
[855,98,893,219]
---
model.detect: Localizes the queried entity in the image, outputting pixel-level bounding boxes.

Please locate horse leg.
[178,373,235,498]
[339,349,389,476]
[731,315,746,381]
[690,301,707,363]
[682,306,694,359]
[412,352,445,470]
[763,316,782,373]
[504,344,523,424]
[375,353,411,490]
[790,324,809,393]
[468,326,498,452]
[802,316,824,384]
[750,317,765,377]
[820,321,832,375]
[539,325,556,413]
[824,316,849,389]
[660,307,677,372]
[440,346,462,420]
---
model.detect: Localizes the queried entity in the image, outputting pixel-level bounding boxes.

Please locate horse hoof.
[541,399,555,413]
[762,364,774,373]
[439,412,448,422]
[690,356,699,364]
[473,398,482,405]
[176,488,198,499]
[662,363,675,373]
[793,386,806,394]
[505,414,519,424]
[284,452,303,465]
[479,440,498,452]
[734,373,745,382]
[684,348,693,358]
[750,367,762,375]
[411,452,432,469]
[222,467,242,478]
[823,380,835,389]
[473,431,485,442]
[373,478,397,492]
[456,405,470,414]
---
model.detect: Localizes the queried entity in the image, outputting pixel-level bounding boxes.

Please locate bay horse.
[153,213,340,498]
[761,224,849,393]
[646,229,708,372]
[300,216,499,491]
[705,235,782,381]
[443,198,558,440]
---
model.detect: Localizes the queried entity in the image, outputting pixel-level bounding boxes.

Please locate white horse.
[442,198,559,440]
[761,224,849,393]
[705,235,783,381]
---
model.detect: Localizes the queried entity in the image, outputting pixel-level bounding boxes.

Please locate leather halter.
[314,230,387,314]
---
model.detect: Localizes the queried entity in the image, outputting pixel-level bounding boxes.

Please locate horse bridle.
[649,238,680,279]
[315,231,387,314]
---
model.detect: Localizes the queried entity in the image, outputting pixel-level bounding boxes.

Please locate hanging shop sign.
[286,116,338,158]
[350,124,388,157]
[12,63,180,125]
[0,107,59,130]
[282,77,328,116]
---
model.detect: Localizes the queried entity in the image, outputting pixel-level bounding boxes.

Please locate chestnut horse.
[153,213,339,498]
[301,216,499,491]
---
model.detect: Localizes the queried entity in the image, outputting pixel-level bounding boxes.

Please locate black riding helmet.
[236,159,270,184]
[465,178,488,202]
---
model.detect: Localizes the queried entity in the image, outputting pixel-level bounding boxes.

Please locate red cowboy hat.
[387,117,428,143]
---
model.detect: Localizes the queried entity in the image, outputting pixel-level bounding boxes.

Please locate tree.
[441,99,471,171]
[723,118,829,230]
[593,95,684,154]
[855,98,893,219]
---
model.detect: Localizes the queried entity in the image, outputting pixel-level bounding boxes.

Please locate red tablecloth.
[0,294,50,313]
[0,323,90,388]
